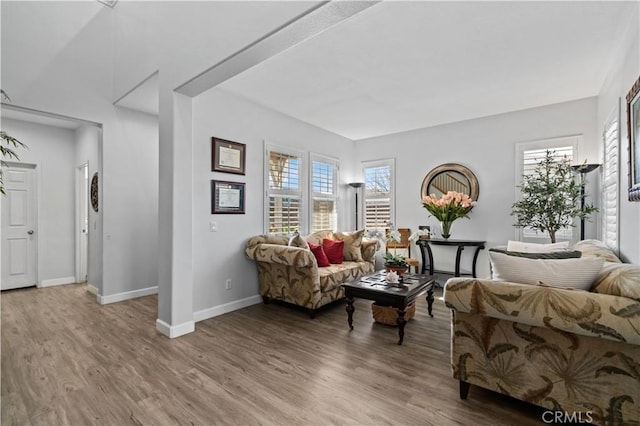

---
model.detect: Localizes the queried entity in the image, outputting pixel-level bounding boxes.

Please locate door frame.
[75,162,89,283]
[1,161,40,289]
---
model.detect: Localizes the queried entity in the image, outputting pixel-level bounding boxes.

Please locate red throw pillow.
[308,242,330,267]
[322,238,344,264]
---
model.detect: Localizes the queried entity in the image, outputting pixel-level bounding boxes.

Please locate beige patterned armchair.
[246,231,379,317]
[443,240,640,426]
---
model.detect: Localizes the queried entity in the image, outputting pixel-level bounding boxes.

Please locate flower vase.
[440,220,453,239]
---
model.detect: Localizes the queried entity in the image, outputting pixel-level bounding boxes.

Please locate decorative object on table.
[211,137,246,175]
[385,270,400,284]
[511,150,597,243]
[211,180,245,214]
[421,191,475,239]
[571,161,600,240]
[408,228,430,241]
[420,163,479,212]
[348,182,364,228]
[90,172,99,212]
[383,226,409,275]
[626,75,640,201]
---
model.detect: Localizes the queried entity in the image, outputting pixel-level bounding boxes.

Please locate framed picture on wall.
[212,180,245,214]
[627,75,640,201]
[212,137,246,175]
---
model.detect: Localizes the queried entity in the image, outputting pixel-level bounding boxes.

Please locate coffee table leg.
[346,297,355,330]
[396,308,406,345]
[426,288,434,318]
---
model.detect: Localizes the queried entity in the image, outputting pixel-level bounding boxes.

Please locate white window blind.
[602,111,619,252]
[266,147,304,234]
[310,155,338,232]
[362,160,394,232]
[515,137,580,242]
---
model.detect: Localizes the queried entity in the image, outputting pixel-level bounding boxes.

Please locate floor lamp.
[348,182,364,229]
[571,163,600,240]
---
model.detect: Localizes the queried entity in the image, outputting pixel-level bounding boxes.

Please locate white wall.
[191,89,356,316]
[597,2,640,264]
[75,124,102,291]
[2,118,76,284]
[354,97,599,278]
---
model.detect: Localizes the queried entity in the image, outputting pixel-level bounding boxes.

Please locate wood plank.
[1,284,546,425]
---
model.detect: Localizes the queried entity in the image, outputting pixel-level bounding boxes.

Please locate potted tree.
[511,150,597,243]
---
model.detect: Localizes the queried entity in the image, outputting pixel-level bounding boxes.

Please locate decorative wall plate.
[90,172,99,212]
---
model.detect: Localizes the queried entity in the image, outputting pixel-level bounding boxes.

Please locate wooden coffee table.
[341,271,435,345]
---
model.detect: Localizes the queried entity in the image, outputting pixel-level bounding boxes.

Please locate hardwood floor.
[2,284,546,425]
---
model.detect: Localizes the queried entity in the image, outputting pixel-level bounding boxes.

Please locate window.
[265,145,305,234]
[310,154,338,232]
[602,107,620,252]
[362,159,394,232]
[515,137,579,242]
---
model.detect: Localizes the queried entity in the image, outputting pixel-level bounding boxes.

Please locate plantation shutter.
[601,113,619,251]
[311,156,338,232]
[363,162,393,231]
[267,148,303,234]
[521,146,574,240]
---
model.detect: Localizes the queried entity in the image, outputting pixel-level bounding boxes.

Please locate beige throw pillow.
[489,251,604,290]
[334,230,364,262]
[591,262,640,300]
[305,230,334,245]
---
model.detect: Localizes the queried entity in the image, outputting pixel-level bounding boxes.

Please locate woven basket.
[371,302,416,326]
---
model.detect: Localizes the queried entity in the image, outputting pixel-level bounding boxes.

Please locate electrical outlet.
[225,279,232,290]
[210,221,216,232]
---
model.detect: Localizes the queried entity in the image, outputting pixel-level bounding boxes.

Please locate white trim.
[86,284,98,295]
[40,276,76,288]
[193,294,262,322]
[155,318,195,339]
[75,162,89,283]
[97,285,158,305]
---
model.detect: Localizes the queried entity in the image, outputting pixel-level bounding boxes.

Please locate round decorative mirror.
[420,163,479,210]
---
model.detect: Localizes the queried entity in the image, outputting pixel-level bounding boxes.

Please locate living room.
[1,1,639,424]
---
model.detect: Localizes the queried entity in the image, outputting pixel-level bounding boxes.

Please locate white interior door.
[1,164,37,290]
[76,164,88,283]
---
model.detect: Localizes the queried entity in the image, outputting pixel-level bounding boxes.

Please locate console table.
[415,238,486,278]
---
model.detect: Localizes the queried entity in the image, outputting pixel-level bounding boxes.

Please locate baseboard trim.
[97,285,158,305]
[86,284,98,295]
[193,294,262,322]
[40,276,76,287]
[155,319,195,338]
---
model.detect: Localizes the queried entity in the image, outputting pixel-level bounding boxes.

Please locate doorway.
[1,163,38,290]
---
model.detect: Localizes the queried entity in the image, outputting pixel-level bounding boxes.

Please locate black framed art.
[212,137,246,175]
[212,180,245,214]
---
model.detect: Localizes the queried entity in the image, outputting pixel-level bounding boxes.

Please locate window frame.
[601,102,620,253]
[514,136,581,243]
[361,158,395,233]
[264,143,306,235]
[309,153,339,233]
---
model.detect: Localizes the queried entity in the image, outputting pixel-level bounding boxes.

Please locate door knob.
[27,230,34,235]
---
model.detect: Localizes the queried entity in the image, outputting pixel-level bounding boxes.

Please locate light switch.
[210,221,216,232]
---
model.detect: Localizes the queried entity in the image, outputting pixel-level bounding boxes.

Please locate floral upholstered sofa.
[245,230,379,317]
[443,240,639,426]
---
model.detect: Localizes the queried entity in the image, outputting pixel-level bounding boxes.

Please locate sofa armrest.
[361,239,380,263]
[443,278,640,345]
[246,243,317,268]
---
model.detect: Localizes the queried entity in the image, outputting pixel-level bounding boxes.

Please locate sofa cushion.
[318,261,374,292]
[591,262,640,300]
[506,240,569,253]
[305,229,334,245]
[334,229,365,262]
[288,232,310,250]
[489,248,582,259]
[573,239,622,263]
[322,238,344,264]
[308,242,330,267]
[489,251,604,290]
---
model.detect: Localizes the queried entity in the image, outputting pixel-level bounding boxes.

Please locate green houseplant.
[1,90,27,195]
[511,150,597,243]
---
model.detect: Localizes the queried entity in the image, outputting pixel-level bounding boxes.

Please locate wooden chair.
[386,228,420,273]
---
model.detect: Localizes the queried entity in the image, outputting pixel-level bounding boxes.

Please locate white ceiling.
[1,1,633,139]
[220,1,632,140]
